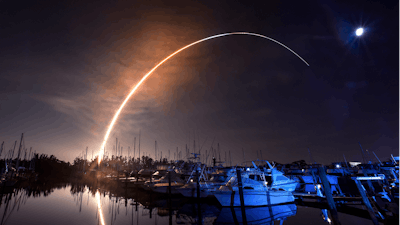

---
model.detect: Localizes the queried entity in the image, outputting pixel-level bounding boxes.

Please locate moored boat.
[177,167,236,198]
[213,168,295,207]
[143,170,185,194]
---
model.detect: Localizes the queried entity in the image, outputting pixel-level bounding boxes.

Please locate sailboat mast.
[134,137,136,162]
[138,130,141,164]
[218,143,221,162]
[242,148,246,167]
[0,141,4,158]
[229,150,232,167]
[15,133,24,170]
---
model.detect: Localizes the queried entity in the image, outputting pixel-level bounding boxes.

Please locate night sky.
[0,0,398,165]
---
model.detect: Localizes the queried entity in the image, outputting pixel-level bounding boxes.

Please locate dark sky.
[0,0,398,165]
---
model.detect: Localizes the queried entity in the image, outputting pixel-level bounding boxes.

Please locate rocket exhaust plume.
[97,32,309,163]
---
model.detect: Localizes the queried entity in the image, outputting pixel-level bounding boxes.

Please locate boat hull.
[177,187,213,198]
[214,190,294,207]
[150,183,185,194]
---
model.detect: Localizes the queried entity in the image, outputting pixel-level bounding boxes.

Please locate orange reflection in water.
[96,190,106,225]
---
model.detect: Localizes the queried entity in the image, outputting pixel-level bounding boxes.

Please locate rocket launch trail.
[97,32,309,163]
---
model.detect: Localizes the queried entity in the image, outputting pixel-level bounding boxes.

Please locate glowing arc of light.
[97,32,309,163]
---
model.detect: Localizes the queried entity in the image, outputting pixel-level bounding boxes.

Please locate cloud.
[31,87,158,139]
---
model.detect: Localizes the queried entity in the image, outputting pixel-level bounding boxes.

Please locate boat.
[178,161,298,199]
[260,161,298,192]
[143,170,185,194]
[213,168,295,207]
[177,167,236,198]
[137,168,155,178]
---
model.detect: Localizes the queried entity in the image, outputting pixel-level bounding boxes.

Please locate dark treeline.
[34,154,73,181]
[5,153,177,182]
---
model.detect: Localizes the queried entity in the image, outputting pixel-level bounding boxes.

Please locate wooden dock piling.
[168,171,172,196]
[196,167,200,199]
[353,178,380,225]
[236,168,248,225]
[362,168,375,193]
[317,166,341,225]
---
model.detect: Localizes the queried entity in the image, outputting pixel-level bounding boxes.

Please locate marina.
[1,0,398,224]
[0,134,397,225]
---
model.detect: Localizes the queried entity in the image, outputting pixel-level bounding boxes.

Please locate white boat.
[178,161,297,199]
[259,161,298,192]
[214,186,294,207]
[143,170,185,194]
[213,168,295,207]
[177,168,236,198]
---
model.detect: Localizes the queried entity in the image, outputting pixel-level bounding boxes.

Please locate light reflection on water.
[96,190,105,225]
[0,184,381,225]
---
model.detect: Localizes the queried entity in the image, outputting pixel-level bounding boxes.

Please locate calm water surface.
[0,184,380,225]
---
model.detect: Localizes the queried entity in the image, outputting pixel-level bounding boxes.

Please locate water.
[0,183,386,225]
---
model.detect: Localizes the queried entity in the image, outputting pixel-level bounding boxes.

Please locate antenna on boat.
[242,148,246,167]
[266,161,274,169]
[229,151,232,167]
[372,152,383,165]
[218,143,221,162]
[391,154,397,165]
[358,142,367,164]
[307,147,315,164]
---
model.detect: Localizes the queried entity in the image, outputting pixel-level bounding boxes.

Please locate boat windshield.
[275,175,290,182]
[210,175,227,182]
[249,175,264,181]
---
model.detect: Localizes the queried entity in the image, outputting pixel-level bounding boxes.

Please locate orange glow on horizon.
[97,32,309,163]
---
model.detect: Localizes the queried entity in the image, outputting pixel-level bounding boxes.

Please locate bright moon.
[356,27,364,36]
